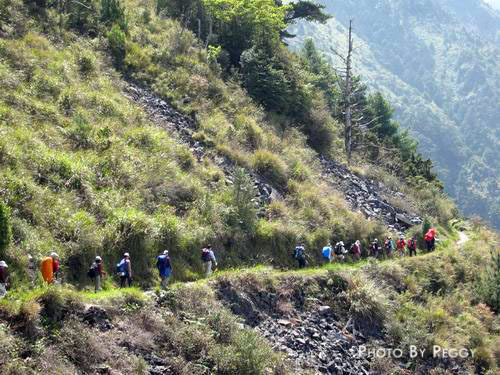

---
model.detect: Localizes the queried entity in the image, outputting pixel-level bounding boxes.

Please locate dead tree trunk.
[344,20,354,165]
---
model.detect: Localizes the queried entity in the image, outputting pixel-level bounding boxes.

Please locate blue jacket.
[156,255,172,277]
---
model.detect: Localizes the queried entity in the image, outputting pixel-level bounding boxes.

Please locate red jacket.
[397,239,405,250]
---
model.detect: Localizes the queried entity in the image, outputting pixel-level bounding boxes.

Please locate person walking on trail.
[41,252,60,284]
[350,240,361,261]
[293,244,306,268]
[370,239,380,259]
[407,236,417,257]
[88,256,106,292]
[396,235,406,257]
[51,252,60,282]
[424,228,436,252]
[28,254,37,286]
[156,250,172,289]
[201,245,217,277]
[117,253,132,288]
[322,243,333,263]
[334,241,346,262]
[0,261,9,298]
[384,237,394,258]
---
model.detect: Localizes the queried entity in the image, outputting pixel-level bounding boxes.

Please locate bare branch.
[329,47,347,63]
[356,142,398,152]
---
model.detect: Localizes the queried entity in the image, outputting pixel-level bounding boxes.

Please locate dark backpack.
[87,263,98,278]
[334,244,343,255]
[201,248,211,262]
[294,246,304,259]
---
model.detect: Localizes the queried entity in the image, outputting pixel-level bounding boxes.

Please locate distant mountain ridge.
[288,0,500,227]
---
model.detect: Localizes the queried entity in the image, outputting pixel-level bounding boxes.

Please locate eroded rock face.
[215,276,372,374]
[319,157,422,232]
[82,305,113,332]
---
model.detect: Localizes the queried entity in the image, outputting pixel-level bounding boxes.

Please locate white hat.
[50,252,59,258]
[163,250,168,255]
[124,252,130,257]
[0,261,7,267]
[95,256,102,261]
[339,241,344,246]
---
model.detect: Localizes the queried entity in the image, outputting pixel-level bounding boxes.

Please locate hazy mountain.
[288,0,500,227]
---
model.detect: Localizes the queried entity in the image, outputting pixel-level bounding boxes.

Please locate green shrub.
[68,114,94,149]
[341,273,390,334]
[252,150,288,188]
[37,288,84,325]
[212,329,285,375]
[100,0,128,32]
[77,53,96,76]
[56,319,107,372]
[67,0,99,36]
[207,309,238,344]
[175,146,195,171]
[479,249,500,313]
[107,23,127,68]
[0,201,11,258]
[230,168,257,232]
[0,0,11,29]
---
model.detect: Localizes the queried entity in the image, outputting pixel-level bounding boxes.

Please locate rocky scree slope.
[215,276,371,375]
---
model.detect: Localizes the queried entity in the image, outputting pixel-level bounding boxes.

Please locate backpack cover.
[116,259,127,275]
[322,246,331,259]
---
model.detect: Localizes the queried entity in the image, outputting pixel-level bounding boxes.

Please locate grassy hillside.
[0,0,455,290]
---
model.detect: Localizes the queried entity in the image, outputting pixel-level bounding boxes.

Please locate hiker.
[117,253,132,288]
[334,241,346,262]
[322,243,333,263]
[407,236,417,257]
[370,239,380,258]
[156,250,172,289]
[28,254,37,286]
[384,237,394,258]
[293,244,306,268]
[201,245,217,277]
[396,235,406,257]
[424,228,436,252]
[88,256,106,292]
[41,252,59,284]
[51,252,60,282]
[350,240,361,261]
[0,261,8,298]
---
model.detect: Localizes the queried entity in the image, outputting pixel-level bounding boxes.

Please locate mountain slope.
[0,0,458,287]
[288,0,500,228]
